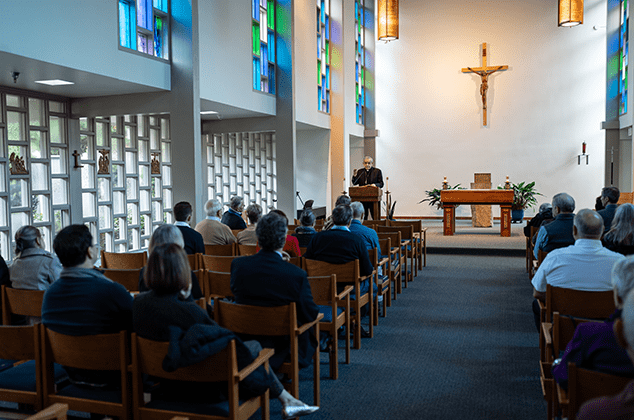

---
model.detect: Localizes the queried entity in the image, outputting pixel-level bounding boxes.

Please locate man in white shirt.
[531,208,625,330]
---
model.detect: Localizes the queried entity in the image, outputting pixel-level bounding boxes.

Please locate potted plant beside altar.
[419,184,464,210]
[498,181,542,223]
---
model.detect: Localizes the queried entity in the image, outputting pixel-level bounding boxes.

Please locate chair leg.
[330,333,338,380]
[313,341,320,406]
[353,308,361,350]
[261,389,270,420]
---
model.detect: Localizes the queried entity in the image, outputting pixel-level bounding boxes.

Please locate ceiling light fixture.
[34,79,75,86]
[377,0,399,42]
[200,111,219,115]
[558,0,583,27]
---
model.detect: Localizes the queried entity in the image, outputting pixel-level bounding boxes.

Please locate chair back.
[552,313,601,358]
[25,403,69,420]
[204,243,236,256]
[307,275,335,307]
[377,224,413,241]
[100,250,147,269]
[304,259,361,284]
[200,255,239,272]
[0,324,42,409]
[567,363,632,420]
[231,229,244,239]
[102,269,143,292]
[389,219,422,234]
[287,256,303,268]
[2,286,45,324]
[545,285,616,323]
[377,231,402,250]
[362,220,387,229]
[214,300,296,337]
[288,224,300,232]
[378,238,392,258]
[237,244,257,256]
[187,253,200,270]
[204,270,233,301]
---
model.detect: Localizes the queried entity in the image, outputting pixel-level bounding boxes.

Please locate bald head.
[573,209,604,240]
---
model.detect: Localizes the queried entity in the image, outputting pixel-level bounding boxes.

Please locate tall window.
[620,0,629,115]
[355,0,366,124]
[80,115,172,253]
[252,0,276,94]
[0,92,71,260]
[317,0,331,113]
[118,0,170,60]
[205,132,277,211]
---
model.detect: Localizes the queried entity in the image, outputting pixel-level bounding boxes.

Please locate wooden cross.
[461,43,508,126]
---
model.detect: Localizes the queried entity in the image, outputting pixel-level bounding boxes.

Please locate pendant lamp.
[558,0,583,27]
[378,0,399,41]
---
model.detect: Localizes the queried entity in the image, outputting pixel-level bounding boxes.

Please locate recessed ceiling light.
[34,79,75,86]
[200,111,218,115]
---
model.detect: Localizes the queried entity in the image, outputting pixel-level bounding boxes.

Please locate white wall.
[0,0,170,89]
[375,0,607,218]
[296,129,331,212]
[199,0,276,115]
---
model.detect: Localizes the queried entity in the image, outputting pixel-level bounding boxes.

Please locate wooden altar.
[349,186,383,220]
[440,189,514,237]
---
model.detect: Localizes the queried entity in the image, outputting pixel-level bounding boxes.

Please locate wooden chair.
[368,248,390,325]
[389,220,427,268]
[378,237,399,301]
[287,224,299,232]
[287,257,303,268]
[204,244,236,256]
[557,362,632,420]
[377,225,414,280]
[531,249,548,280]
[100,250,147,269]
[377,231,405,294]
[1,286,44,325]
[214,300,323,405]
[304,259,373,350]
[307,275,351,380]
[526,226,539,274]
[41,327,131,420]
[299,247,307,256]
[203,270,234,303]
[231,229,244,239]
[237,244,257,256]
[131,333,272,420]
[200,255,240,273]
[0,324,44,410]
[25,403,69,420]
[362,220,387,229]
[187,253,201,270]
[102,268,143,292]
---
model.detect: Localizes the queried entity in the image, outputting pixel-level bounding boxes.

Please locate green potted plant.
[419,184,464,210]
[498,181,542,223]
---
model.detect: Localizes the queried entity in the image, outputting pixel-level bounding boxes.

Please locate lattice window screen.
[206,132,276,210]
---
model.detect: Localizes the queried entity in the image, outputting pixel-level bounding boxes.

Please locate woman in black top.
[602,203,634,256]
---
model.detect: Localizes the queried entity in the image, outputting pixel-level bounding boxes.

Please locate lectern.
[349,186,383,220]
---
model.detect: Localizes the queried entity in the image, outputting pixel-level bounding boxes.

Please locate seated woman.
[133,243,318,419]
[10,225,62,290]
[293,210,317,248]
[553,255,634,389]
[602,203,634,256]
[137,224,203,300]
[236,203,262,245]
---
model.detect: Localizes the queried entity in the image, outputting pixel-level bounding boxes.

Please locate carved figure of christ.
[461,43,508,126]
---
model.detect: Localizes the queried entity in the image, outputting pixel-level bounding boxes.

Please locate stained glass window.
[317,0,331,113]
[620,0,629,115]
[253,0,276,94]
[355,0,365,124]
[118,0,169,60]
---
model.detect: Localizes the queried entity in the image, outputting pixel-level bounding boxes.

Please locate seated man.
[534,192,576,259]
[194,199,237,245]
[221,196,247,230]
[524,202,553,240]
[173,201,205,255]
[552,256,634,390]
[531,209,625,330]
[598,186,620,233]
[577,288,634,420]
[321,195,351,231]
[231,212,319,371]
[41,224,133,387]
[236,203,262,245]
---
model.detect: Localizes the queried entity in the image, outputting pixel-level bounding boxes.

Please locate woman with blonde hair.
[602,203,634,255]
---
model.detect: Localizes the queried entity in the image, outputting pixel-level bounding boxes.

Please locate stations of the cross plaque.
[461,43,508,126]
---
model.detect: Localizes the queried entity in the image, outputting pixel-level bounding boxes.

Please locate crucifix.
[461,43,508,126]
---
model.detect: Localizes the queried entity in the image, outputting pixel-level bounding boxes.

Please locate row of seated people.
[0,196,419,419]
[524,188,634,419]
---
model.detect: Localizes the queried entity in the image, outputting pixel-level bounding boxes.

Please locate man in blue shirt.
[534,192,576,259]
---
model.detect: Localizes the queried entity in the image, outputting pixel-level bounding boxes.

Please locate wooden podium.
[440,189,514,237]
[349,186,383,220]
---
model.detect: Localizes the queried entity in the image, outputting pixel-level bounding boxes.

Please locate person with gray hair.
[349,201,382,263]
[577,288,634,419]
[293,210,317,248]
[602,203,634,255]
[195,199,236,245]
[531,209,625,330]
[221,196,247,230]
[10,225,62,291]
[534,192,576,259]
[524,202,553,238]
[552,255,634,391]
[351,156,384,220]
[236,203,262,245]
[138,224,204,300]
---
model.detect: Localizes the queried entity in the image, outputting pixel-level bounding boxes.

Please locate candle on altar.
[343,178,346,192]
[386,177,389,191]
[582,142,586,154]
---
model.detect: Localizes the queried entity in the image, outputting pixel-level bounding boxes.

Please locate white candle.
[386,177,389,191]
[343,177,346,192]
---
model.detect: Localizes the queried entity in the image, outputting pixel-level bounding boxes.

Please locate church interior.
[0,0,630,418]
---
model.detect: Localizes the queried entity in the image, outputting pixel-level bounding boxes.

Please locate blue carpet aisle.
[288,252,546,420]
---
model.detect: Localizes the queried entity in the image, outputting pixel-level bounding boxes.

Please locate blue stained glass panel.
[326,16,329,39]
[138,33,148,53]
[137,0,153,30]
[326,66,330,89]
[253,58,260,91]
[118,1,135,49]
[326,92,330,113]
[154,16,163,57]
[318,87,322,111]
[253,0,259,20]
[268,32,275,62]
[269,64,275,94]
[262,46,268,77]
[153,0,167,12]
